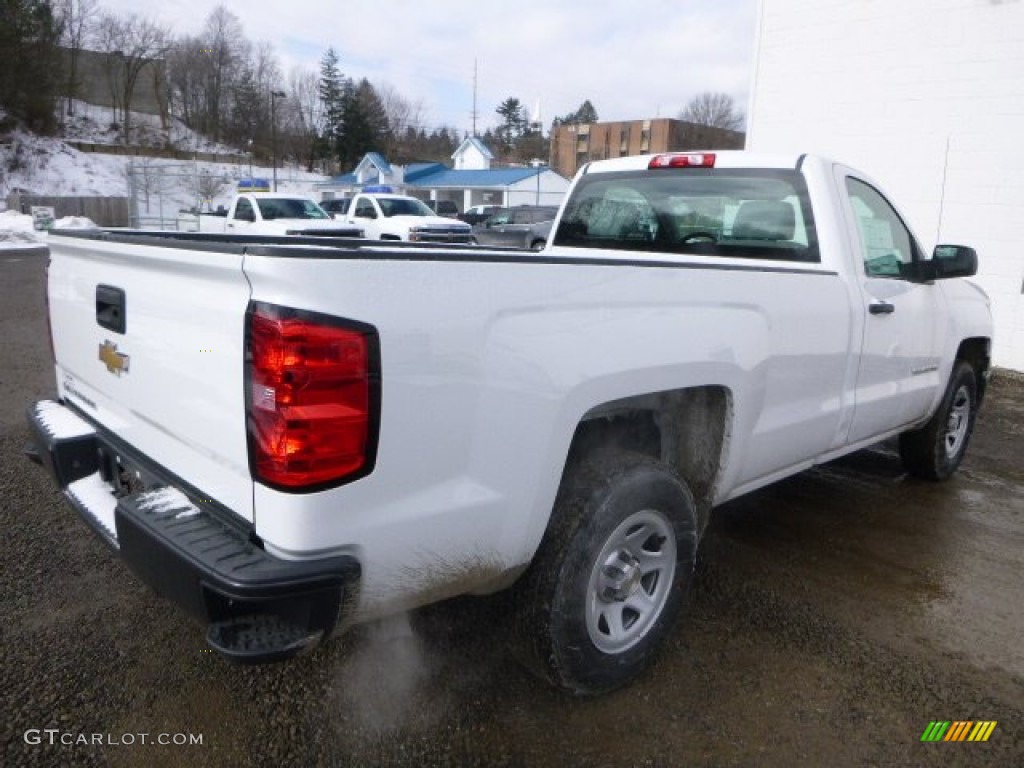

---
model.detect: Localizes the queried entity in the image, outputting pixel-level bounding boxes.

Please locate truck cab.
[343,193,473,243]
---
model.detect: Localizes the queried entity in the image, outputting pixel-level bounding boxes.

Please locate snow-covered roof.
[404,162,446,182]
[410,167,544,189]
[355,152,393,175]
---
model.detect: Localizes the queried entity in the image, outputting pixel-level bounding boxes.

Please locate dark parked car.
[524,219,553,250]
[320,198,351,218]
[472,206,559,247]
[426,200,461,218]
[458,204,503,226]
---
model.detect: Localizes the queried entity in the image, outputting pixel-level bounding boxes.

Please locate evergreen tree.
[554,99,599,127]
[318,47,344,164]
[337,78,391,167]
[0,0,62,133]
[495,97,526,156]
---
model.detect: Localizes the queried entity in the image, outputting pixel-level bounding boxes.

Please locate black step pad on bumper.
[207,614,324,663]
[116,491,359,661]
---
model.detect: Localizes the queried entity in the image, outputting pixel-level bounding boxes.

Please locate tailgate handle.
[96,285,126,334]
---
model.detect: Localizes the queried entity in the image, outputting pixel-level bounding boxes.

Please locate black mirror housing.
[932,244,978,279]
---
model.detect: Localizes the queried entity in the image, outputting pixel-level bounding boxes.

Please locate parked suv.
[459,204,503,226]
[524,219,553,250]
[472,205,559,246]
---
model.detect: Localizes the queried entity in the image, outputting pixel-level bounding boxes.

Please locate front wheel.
[899,361,978,480]
[512,452,698,695]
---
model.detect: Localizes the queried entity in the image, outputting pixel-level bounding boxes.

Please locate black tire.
[530,239,546,251]
[512,452,698,695]
[899,361,978,480]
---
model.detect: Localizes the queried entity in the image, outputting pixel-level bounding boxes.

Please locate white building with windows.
[747,0,1024,370]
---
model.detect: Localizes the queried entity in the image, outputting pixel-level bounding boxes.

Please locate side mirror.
[932,244,978,279]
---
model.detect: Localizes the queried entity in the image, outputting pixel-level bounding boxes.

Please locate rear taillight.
[648,153,716,169]
[245,302,380,491]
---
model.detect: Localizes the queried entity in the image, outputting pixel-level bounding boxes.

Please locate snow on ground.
[1,131,129,198]
[59,100,241,155]
[0,210,99,249]
[1,101,330,237]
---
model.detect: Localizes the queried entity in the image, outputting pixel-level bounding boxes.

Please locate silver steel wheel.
[943,384,971,459]
[586,508,677,654]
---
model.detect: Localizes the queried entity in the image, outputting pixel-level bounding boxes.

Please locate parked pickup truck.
[338,192,473,243]
[28,151,992,694]
[179,193,363,238]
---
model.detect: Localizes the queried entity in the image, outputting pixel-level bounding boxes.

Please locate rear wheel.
[530,239,546,251]
[899,361,978,480]
[512,452,698,695]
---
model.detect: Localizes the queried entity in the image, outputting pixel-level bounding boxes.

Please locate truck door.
[351,197,382,238]
[839,172,946,444]
[226,197,255,232]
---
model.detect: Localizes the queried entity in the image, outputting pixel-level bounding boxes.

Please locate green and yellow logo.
[921,720,997,742]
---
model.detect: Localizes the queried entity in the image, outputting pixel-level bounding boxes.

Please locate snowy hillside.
[1,101,329,241]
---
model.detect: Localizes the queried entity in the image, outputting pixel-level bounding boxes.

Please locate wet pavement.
[2,247,1022,766]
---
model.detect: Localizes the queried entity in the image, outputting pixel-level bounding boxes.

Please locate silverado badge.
[98,340,130,376]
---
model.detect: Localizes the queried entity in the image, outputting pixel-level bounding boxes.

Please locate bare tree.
[200,6,249,142]
[167,36,206,131]
[679,92,744,132]
[124,156,169,213]
[285,66,322,172]
[197,169,227,209]
[56,0,98,117]
[94,12,171,144]
[376,83,423,132]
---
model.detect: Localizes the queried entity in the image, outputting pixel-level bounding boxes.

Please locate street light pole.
[270,90,286,191]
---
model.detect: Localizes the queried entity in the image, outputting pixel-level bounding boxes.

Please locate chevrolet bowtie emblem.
[98,340,130,376]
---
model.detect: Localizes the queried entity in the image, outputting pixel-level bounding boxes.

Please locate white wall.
[748,0,1024,370]
[504,171,571,207]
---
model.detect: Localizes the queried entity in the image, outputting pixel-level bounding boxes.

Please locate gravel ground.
[2,247,1022,767]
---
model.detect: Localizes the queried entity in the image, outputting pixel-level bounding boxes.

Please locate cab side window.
[234,198,254,221]
[354,199,376,218]
[845,178,916,278]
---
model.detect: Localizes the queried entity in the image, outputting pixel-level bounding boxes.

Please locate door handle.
[869,301,895,315]
[96,285,126,333]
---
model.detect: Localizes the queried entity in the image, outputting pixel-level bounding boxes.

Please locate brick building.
[549,118,744,180]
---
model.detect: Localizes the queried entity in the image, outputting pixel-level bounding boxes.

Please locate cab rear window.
[553,168,819,263]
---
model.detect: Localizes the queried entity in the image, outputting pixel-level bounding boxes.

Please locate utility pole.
[471,59,478,137]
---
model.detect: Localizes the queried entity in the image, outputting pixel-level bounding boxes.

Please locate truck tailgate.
[47,234,254,522]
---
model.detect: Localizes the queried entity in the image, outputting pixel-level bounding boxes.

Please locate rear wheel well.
[563,387,730,534]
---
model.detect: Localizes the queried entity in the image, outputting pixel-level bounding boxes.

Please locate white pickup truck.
[28,151,992,694]
[338,192,473,243]
[180,193,363,238]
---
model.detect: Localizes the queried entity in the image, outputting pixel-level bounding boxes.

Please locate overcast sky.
[100,0,759,135]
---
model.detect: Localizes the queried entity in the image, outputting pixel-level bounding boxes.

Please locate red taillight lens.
[246,303,379,490]
[648,153,716,169]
